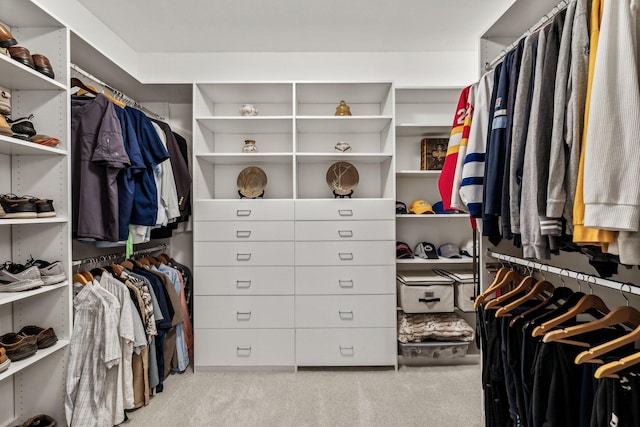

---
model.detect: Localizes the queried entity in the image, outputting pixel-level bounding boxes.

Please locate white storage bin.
[397,281,454,313]
[454,282,476,312]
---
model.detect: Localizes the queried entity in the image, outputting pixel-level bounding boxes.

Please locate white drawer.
[295,266,395,295]
[295,199,395,221]
[196,200,294,221]
[295,241,394,266]
[195,296,294,328]
[295,295,396,328]
[295,220,394,241]
[195,242,294,266]
[195,329,294,367]
[195,267,294,295]
[195,221,294,241]
[296,328,396,366]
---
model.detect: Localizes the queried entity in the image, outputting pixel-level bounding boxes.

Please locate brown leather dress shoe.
[20,414,57,427]
[31,54,54,79]
[8,46,35,69]
[0,332,37,361]
[0,21,17,48]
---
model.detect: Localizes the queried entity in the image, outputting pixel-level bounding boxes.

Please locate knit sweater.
[572,0,616,247]
[584,0,640,264]
[509,32,539,235]
[521,24,551,259]
[546,0,584,236]
[459,70,495,218]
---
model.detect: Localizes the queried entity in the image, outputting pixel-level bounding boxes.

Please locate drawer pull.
[236,311,252,321]
[338,279,354,288]
[237,253,252,261]
[338,209,353,217]
[236,280,252,289]
[338,252,354,261]
[338,230,353,238]
[339,310,354,320]
[236,230,252,238]
[236,346,252,357]
[236,209,252,217]
[419,297,441,304]
[339,346,355,356]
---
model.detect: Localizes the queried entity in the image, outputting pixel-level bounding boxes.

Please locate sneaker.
[0,350,10,373]
[22,196,55,218]
[0,332,37,361]
[17,325,58,349]
[25,258,65,285]
[0,264,44,291]
[0,194,37,219]
[6,114,36,138]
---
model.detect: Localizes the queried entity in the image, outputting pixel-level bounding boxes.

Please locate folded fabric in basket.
[397,312,474,344]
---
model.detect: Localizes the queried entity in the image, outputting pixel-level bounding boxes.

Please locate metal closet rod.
[72,243,168,267]
[69,62,166,121]
[487,251,640,296]
[484,0,569,70]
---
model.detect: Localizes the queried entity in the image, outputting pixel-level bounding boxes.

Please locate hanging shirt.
[71,95,130,242]
[125,107,170,227]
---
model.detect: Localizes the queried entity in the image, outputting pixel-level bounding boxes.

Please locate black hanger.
[70,77,98,96]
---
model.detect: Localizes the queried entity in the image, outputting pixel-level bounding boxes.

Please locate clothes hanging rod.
[72,243,168,267]
[69,62,166,121]
[484,0,570,71]
[487,251,640,296]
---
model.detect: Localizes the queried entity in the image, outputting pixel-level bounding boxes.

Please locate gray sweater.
[509,32,538,235]
[547,0,589,235]
[521,24,551,259]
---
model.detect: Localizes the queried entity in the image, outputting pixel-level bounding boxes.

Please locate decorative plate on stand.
[237,166,267,198]
[326,161,359,197]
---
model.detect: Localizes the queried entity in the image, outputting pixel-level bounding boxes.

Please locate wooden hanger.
[594,351,640,379]
[543,306,640,346]
[158,254,170,264]
[484,275,535,310]
[121,260,134,270]
[72,273,88,285]
[531,294,609,337]
[496,280,555,317]
[146,256,160,267]
[509,286,574,328]
[81,271,94,282]
[110,263,123,276]
[70,77,98,96]
[474,268,522,308]
[575,323,640,365]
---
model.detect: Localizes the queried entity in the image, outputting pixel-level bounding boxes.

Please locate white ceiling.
[77,0,514,53]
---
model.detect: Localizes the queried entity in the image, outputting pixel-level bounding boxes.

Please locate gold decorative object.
[334,100,352,116]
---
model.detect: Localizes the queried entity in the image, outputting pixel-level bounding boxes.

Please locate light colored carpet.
[124,359,482,427]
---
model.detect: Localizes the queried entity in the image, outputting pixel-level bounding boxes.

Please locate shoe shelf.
[0,135,66,156]
[0,281,68,307]
[0,217,68,226]
[0,339,69,383]
[0,54,66,92]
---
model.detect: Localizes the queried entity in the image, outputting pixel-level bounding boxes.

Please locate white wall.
[137,51,479,87]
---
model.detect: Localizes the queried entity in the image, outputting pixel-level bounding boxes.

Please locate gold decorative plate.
[237,166,267,198]
[326,161,359,195]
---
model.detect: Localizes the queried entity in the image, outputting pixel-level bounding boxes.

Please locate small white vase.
[242,139,259,152]
[240,104,258,116]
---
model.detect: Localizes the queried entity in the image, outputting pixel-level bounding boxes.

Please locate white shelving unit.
[0,2,71,425]
[193,82,396,369]
[394,86,478,359]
